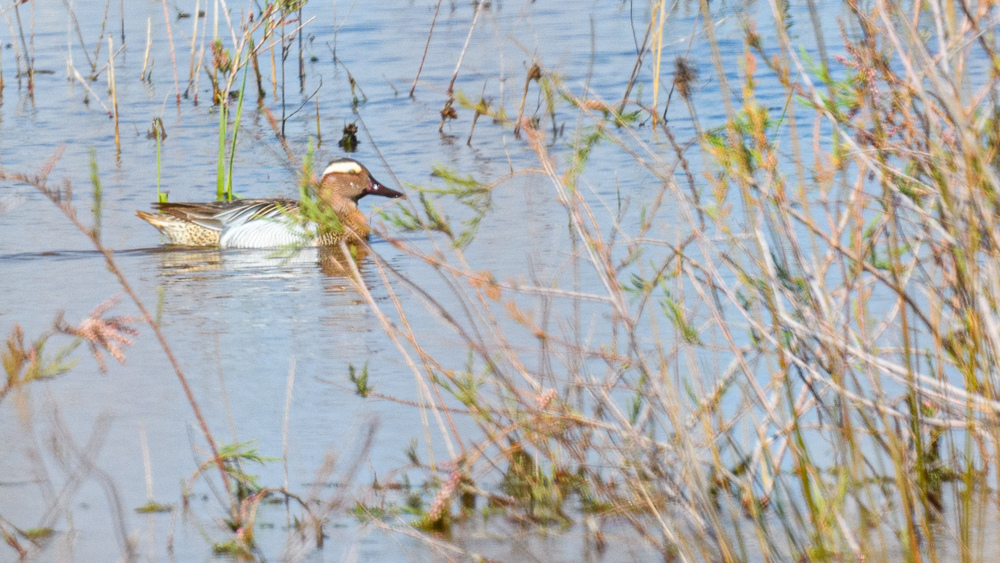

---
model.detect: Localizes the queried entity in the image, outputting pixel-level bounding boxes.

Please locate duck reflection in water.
[151,242,374,295]
[317,243,370,280]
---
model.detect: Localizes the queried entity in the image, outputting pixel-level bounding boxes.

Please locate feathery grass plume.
[56,296,139,374]
[673,56,697,101]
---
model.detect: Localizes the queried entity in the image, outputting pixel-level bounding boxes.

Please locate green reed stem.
[225,52,250,202]
[89,148,102,240]
[216,103,227,201]
[156,134,163,202]
[153,117,167,203]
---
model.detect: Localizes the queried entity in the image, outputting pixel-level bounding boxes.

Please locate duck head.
[318,158,405,204]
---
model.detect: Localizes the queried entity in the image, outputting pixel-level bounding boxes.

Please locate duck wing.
[154,198,299,232]
[151,198,314,248]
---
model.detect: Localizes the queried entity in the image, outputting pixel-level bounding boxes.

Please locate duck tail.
[136,209,221,246]
[136,209,175,231]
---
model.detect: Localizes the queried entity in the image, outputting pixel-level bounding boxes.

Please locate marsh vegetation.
[2,0,1000,561]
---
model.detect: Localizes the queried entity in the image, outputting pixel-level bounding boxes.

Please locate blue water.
[2,0,988,561]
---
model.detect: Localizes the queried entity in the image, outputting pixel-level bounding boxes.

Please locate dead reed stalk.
[106,34,119,154]
[352,1,1000,559]
[1,153,238,523]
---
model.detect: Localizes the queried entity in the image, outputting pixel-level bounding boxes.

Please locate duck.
[136,158,404,248]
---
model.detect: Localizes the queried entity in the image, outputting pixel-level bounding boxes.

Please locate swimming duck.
[136,158,404,248]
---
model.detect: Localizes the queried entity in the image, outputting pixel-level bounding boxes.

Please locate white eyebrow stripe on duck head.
[322,160,364,176]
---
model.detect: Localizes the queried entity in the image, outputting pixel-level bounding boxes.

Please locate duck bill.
[365,180,406,199]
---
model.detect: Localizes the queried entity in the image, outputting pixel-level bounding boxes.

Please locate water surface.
[0,0,947,560]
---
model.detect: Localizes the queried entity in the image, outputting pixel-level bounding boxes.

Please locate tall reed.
[351,1,1000,561]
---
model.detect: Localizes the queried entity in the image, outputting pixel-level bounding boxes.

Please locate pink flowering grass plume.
[58,296,140,373]
[426,469,462,523]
